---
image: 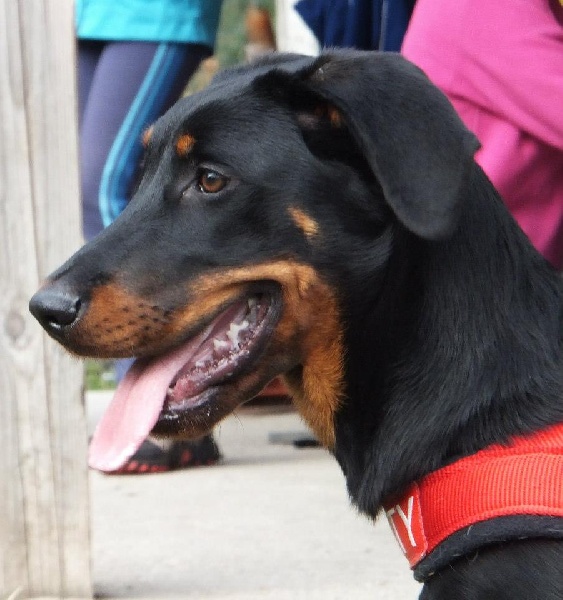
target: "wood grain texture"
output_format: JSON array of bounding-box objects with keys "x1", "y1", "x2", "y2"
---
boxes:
[{"x1": 0, "y1": 1, "x2": 91, "y2": 597}]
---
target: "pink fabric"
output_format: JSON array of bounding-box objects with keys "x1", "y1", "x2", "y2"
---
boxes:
[{"x1": 402, "y1": 0, "x2": 563, "y2": 269}]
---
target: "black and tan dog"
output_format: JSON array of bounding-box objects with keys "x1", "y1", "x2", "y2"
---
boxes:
[{"x1": 30, "y1": 51, "x2": 563, "y2": 599}]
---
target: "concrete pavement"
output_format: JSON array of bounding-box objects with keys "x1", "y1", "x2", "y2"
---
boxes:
[{"x1": 87, "y1": 391, "x2": 422, "y2": 599}]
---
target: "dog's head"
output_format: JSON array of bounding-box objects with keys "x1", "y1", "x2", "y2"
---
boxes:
[{"x1": 30, "y1": 51, "x2": 479, "y2": 471}]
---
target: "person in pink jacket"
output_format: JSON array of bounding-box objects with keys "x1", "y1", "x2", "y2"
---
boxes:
[{"x1": 402, "y1": 0, "x2": 563, "y2": 270}]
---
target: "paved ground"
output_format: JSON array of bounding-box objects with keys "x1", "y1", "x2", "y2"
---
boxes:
[{"x1": 87, "y1": 392, "x2": 422, "y2": 599}]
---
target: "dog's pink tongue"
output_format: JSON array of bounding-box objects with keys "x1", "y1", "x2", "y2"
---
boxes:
[{"x1": 88, "y1": 340, "x2": 201, "y2": 473}]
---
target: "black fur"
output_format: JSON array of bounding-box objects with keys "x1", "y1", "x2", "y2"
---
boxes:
[{"x1": 30, "y1": 51, "x2": 563, "y2": 599}]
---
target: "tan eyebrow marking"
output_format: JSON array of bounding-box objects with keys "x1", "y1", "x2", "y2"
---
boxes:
[
  {"x1": 142, "y1": 125, "x2": 154, "y2": 148},
  {"x1": 176, "y1": 133, "x2": 196, "y2": 157},
  {"x1": 327, "y1": 106, "x2": 343, "y2": 127},
  {"x1": 314, "y1": 104, "x2": 343, "y2": 128},
  {"x1": 288, "y1": 206, "x2": 320, "y2": 240}
]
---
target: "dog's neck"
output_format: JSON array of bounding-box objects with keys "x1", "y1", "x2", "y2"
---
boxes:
[{"x1": 333, "y1": 165, "x2": 563, "y2": 516}]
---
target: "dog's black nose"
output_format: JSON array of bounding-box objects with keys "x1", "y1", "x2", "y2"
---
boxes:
[{"x1": 29, "y1": 286, "x2": 82, "y2": 332}]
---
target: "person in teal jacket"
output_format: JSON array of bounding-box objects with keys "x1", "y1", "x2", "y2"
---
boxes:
[{"x1": 77, "y1": 0, "x2": 224, "y2": 473}]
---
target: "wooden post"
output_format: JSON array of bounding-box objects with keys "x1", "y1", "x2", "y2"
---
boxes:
[{"x1": 0, "y1": 1, "x2": 92, "y2": 597}]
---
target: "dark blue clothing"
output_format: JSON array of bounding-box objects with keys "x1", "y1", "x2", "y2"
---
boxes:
[
  {"x1": 78, "y1": 40, "x2": 210, "y2": 239},
  {"x1": 295, "y1": 0, "x2": 415, "y2": 51}
]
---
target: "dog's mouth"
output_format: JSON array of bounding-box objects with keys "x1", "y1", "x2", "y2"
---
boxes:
[
  {"x1": 89, "y1": 290, "x2": 281, "y2": 472},
  {"x1": 165, "y1": 294, "x2": 273, "y2": 408}
]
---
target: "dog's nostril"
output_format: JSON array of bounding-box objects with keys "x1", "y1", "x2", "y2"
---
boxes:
[{"x1": 29, "y1": 288, "x2": 82, "y2": 331}]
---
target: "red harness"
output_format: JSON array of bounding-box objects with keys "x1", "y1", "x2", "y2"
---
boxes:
[{"x1": 383, "y1": 423, "x2": 563, "y2": 575}]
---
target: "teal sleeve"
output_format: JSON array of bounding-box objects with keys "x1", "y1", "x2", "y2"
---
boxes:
[{"x1": 76, "y1": 0, "x2": 224, "y2": 47}]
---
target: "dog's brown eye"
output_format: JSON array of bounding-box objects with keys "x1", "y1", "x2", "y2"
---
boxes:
[{"x1": 197, "y1": 169, "x2": 227, "y2": 194}]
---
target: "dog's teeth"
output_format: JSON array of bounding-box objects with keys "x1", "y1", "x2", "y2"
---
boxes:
[
  {"x1": 226, "y1": 328, "x2": 238, "y2": 346},
  {"x1": 247, "y1": 298, "x2": 258, "y2": 322},
  {"x1": 227, "y1": 320, "x2": 249, "y2": 346},
  {"x1": 195, "y1": 360, "x2": 206, "y2": 368},
  {"x1": 213, "y1": 338, "x2": 230, "y2": 352}
]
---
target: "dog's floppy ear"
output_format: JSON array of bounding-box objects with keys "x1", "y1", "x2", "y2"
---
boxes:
[{"x1": 289, "y1": 51, "x2": 480, "y2": 240}]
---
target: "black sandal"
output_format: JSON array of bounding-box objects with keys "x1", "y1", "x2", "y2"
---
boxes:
[{"x1": 111, "y1": 434, "x2": 221, "y2": 474}]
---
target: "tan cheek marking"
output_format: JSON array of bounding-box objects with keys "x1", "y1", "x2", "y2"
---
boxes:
[
  {"x1": 188, "y1": 262, "x2": 344, "y2": 448},
  {"x1": 74, "y1": 280, "x2": 237, "y2": 358},
  {"x1": 142, "y1": 125, "x2": 154, "y2": 148},
  {"x1": 166, "y1": 286, "x2": 245, "y2": 338},
  {"x1": 277, "y1": 275, "x2": 343, "y2": 450},
  {"x1": 77, "y1": 283, "x2": 175, "y2": 356},
  {"x1": 176, "y1": 133, "x2": 196, "y2": 157},
  {"x1": 288, "y1": 206, "x2": 320, "y2": 240}
]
